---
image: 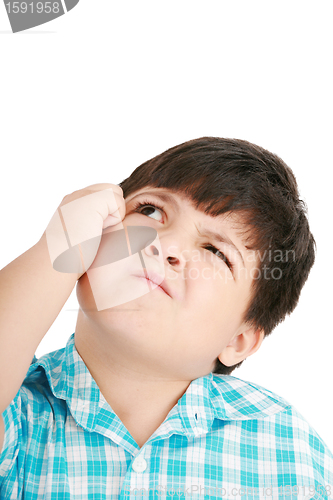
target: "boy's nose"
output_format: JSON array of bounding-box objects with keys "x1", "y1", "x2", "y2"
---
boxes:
[{"x1": 144, "y1": 239, "x2": 187, "y2": 272}]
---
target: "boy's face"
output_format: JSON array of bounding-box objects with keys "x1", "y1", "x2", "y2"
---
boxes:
[{"x1": 76, "y1": 187, "x2": 262, "y2": 380}]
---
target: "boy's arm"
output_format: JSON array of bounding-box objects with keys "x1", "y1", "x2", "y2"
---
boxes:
[
  {"x1": 0, "y1": 233, "x2": 78, "y2": 417},
  {"x1": 0, "y1": 183, "x2": 125, "y2": 452}
]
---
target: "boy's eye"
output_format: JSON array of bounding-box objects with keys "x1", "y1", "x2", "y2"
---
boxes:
[
  {"x1": 133, "y1": 201, "x2": 233, "y2": 273},
  {"x1": 134, "y1": 202, "x2": 164, "y2": 222},
  {"x1": 204, "y1": 244, "x2": 233, "y2": 272}
]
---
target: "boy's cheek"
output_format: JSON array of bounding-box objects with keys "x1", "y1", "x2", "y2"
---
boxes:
[{"x1": 85, "y1": 254, "x2": 151, "y2": 311}]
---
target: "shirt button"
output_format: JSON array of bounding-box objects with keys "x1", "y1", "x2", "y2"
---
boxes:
[{"x1": 132, "y1": 456, "x2": 147, "y2": 473}]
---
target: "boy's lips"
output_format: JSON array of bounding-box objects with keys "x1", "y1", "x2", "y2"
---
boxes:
[{"x1": 132, "y1": 271, "x2": 173, "y2": 298}]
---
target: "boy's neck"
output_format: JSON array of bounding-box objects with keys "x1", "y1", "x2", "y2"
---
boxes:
[{"x1": 74, "y1": 312, "x2": 191, "y2": 448}]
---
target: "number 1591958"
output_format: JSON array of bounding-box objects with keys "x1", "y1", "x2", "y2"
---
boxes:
[{"x1": 5, "y1": 2, "x2": 60, "y2": 14}]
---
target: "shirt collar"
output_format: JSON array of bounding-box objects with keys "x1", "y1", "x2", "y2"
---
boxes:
[
  {"x1": 27, "y1": 334, "x2": 290, "y2": 442},
  {"x1": 27, "y1": 333, "x2": 105, "y2": 433},
  {"x1": 177, "y1": 371, "x2": 290, "y2": 438}
]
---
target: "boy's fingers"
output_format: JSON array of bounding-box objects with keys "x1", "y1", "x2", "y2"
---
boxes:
[{"x1": 45, "y1": 185, "x2": 125, "y2": 279}]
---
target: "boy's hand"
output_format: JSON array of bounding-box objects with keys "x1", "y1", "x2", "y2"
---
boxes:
[{"x1": 42, "y1": 184, "x2": 126, "y2": 281}]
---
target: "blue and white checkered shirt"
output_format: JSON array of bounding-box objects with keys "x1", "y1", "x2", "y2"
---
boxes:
[{"x1": 1, "y1": 333, "x2": 332, "y2": 499}]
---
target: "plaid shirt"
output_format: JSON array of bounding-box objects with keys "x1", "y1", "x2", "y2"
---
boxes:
[{"x1": 1, "y1": 333, "x2": 332, "y2": 500}]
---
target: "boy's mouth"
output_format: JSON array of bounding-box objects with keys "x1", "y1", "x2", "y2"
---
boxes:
[{"x1": 131, "y1": 271, "x2": 172, "y2": 298}]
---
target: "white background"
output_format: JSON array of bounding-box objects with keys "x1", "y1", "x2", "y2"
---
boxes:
[{"x1": 0, "y1": 1, "x2": 332, "y2": 451}]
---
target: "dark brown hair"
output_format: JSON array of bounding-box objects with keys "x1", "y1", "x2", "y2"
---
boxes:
[{"x1": 119, "y1": 137, "x2": 316, "y2": 374}]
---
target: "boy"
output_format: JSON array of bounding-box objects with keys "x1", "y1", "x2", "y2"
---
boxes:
[{"x1": 0, "y1": 137, "x2": 332, "y2": 499}]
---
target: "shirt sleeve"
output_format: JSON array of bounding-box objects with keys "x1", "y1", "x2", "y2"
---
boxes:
[
  {"x1": 0, "y1": 357, "x2": 38, "y2": 487},
  {"x1": 0, "y1": 390, "x2": 24, "y2": 480}
]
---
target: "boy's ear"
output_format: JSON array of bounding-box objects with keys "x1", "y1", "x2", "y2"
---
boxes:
[{"x1": 218, "y1": 327, "x2": 265, "y2": 367}]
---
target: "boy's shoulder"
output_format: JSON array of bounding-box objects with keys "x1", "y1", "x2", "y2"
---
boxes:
[
  {"x1": 23, "y1": 342, "x2": 68, "y2": 399},
  {"x1": 210, "y1": 373, "x2": 333, "y2": 460},
  {"x1": 20, "y1": 334, "x2": 104, "y2": 426},
  {"x1": 208, "y1": 372, "x2": 292, "y2": 421},
  {"x1": 24, "y1": 333, "x2": 96, "y2": 404}
]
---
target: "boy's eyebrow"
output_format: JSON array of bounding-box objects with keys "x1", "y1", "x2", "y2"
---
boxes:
[{"x1": 130, "y1": 190, "x2": 245, "y2": 266}]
